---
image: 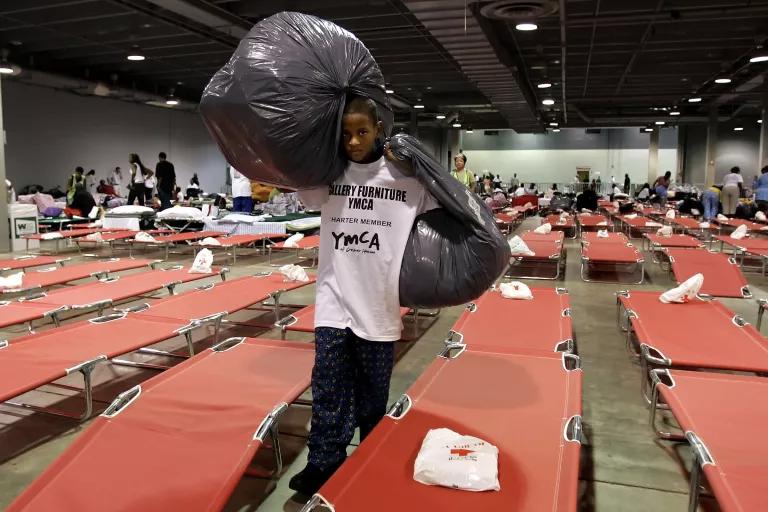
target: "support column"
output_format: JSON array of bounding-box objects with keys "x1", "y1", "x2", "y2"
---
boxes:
[
  {"x1": 447, "y1": 128, "x2": 460, "y2": 169},
  {"x1": 647, "y1": 128, "x2": 659, "y2": 184},
  {"x1": 0, "y1": 78, "x2": 9, "y2": 252},
  {"x1": 758, "y1": 93, "x2": 768, "y2": 168},
  {"x1": 409, "y1": 110, "x2": 418, "y2": 138},
  {"x1": 704, "y1": 106, "x2": 718, "y2": 186},
  {"x1": 676, "y1": 126, "x2": 686, "y2": 184}
]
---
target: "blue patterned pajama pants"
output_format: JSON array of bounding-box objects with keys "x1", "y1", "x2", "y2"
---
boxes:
[{"x1": 307, "y1": 327, "x2": 394, "y2": 471}]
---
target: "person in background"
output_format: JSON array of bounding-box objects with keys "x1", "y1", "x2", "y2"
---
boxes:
[
  {"x1": 175, "y1": 186, "x2": 184, "y2": 203},
  {"x1": 721, "y1": 166, "x2": 743, "y2": 216},
  {"x1": 652, "y1": 171, "x2": 672, "y2": 206},
  {"x1": 526, "y1": 183, "x2": 538, "y2": 195},
  {"x1": 612, "y1": 183, "x2": 622, "y2": 196},
  {"x1": 510, "y1": 173, "x2": 519, "y2": 189},
  {"x1": 143, "y1": 167, "x2": 156, "y2": 205},
  {"x1": 66, "y1": 166, "x2": 85, "y2": 206},
  {"x1": 481, "y1": 176, "x2": 493, "y2": 196},
  {"x1": 230, "y1": 165, "x2": 254, "y2": 213},
  {"x1": 85, "y1": 170, "x2": 97, "y2": 195},
  {"x1": 492, "y1": 174, "x2": 502, "y2": 189},
  {"x1": 576, "y1": 183, "x2": 599, "y2": 211},
  {"x1": 514, "y1": 183, "x2": 526, "y2": 197},
  {"x1": 155, "y1": 152, "x2": 176, "y2": 211},
  {"x1": 97, "y1": 179, "x2": 116, "y2": 196},
  {"x1": 752, "y1": 174, "x2": 759, "y2": 194},
  {"x1": 637, "y1": 183, "x2": 651, "y2": 201},
  {"x1": 623, "y1": 173, "x2": 631, "y2": 194},
  {"x1": 290, "y1": 96, "x2": 438, "y2": 495},
  {"x1": 701, "y1": 185, "x2": 721, "y2": 220},
  {"x1": 109, "y1": 167, "x2": 124, "y2": 197},
  {"x1": 6, "y1": 179, "x2": 15, "y2": 204},
  {"x1": 127, "y1": 154, "x2": 147, "y2": 206},
  {"x1": 69, "y1": 183, "x2": 96, "y2": 217},
  {"x1": 450, "y1": 154, "x2": 475, "y2": 189},
  {"x1": 754, "y1": 166, "x2": 768, "y2": 213}
]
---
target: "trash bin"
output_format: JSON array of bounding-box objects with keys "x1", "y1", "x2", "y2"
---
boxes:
[{"x1": 9, "y1": 204, "x2": 38, "y2": 252}]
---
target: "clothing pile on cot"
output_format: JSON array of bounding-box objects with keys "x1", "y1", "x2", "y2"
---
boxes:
[{"x1": 10, "y1": 8, "x2": 768, "y2": 512}]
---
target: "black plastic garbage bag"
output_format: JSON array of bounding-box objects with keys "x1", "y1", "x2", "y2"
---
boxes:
[
  {"x1": 200, "y1": 11, "x2": 393, "y2": 189},
  {"x1": 389, "y1": 134, "x2": 511, "y2": 309}
]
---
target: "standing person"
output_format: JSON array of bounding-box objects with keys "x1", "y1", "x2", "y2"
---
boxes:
[
  {"x1": 230, "y1": 165, "x2": 253, "y2": 213},
  {"x1": 721, "y1": 166, "x2": 743, "y2": 216},
  {"x1": 652, "y1": 171, "x2": 672, "y2": 206},
  {"x1": 85, "y1": 170, "x2": 97, "y2": 195},
  {"x1": 155, "y1": 152, "x2": 176, "y2": 210},
  {"x1": 66, "y1": 167, "x2": 85, "y2": 206},
  {"x1": 492, "y1": 174, "x2": 502, "y2": 189},
  {"x1": 109, "y1": 167, "x2": 124, "y2": 197},
  {"x1": 701, "y1": 185, "x2": 721, "y2": 220},
  {"x1": 290, "y1": 96, "x2": 437, "y2": 495},
  {"x1": 143, "y1": 168, "x2": 156, "y2": 205},
  {"x1": 450, "y1": 154, "x2": 475, "y2": 189},
  {"x1": 755, "y1": 166, "x2": 768, "y2": 212},
  {"x1": 623, "y1": 173, "x2": 631, "y2": 194},
  {"x1": 127, "y1": 154, "x2": 147, "y2": 206},
  {"x1": 510, "y1": 173, "x2": 519, "y2": 189}
]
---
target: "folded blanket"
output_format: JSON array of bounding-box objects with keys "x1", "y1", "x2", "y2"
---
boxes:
[
  {"x1": 508, "y1": 235, "x2": 534, "y2": 256},
  {"x1": 597, "y1": 220, "x2": 608, "y2": 226},
  {"x1": 646, "y1": 221, "x2": 663, "y2": 227},
  {"x1": 717, "y1": 213, "x2": 728, "y2": 221},
  {"x1": 41, "y1": 232, "x2": 63, "y2": 240},
  {"x1": 88, "y1": 206, "x2": 100, "y2": 219},
  {"x1": 581, "y1": 208, "x2": 593, "y2": 214},
  {"x1": 665, "y1": 209, "x2": 675, "y2": 219},
  {"x1": 624, "y1": 213, "x2": 638, "y2": 219},
  {"x1": 199, "y1": 237, "x2": 221, "y2": 246},
  {"x1": 657, "y1": 225, "x2": 673, "y2": 237},
  {"x1": 283, "y1": 232, "x2": 305, "y2": 248},
  {"x1": 499, "y1": 281, "x2": 533, "y2": 300},
  {"x1": 533, "y1": 223, "x2": 552, "y2": 234},
  {"x1": 189, "y1": 248, "x2": 213, "y2": 274},
  {"x1": 659, "y1": 273, "x2": 704, "y2": 304},
  {"x1": 0, "y1": 272, "x2": 24, "y2": 290},
  {"x1": 597, "y1": 229, "x2": 609, "y2": 238},
  {"x1": 757, "y1": 211, "x2": 767, "y2": 222},
  {"x1": 730, "y1": 224, "x2": 748, "y2": 239},
  {"x1": 699, "y1": 221, "x2": 710, "y2": 228},
  {"x1": 691, "y1": 208, "x2": 700, "y2": 216},
  {"x1": 279, "y1": 264, "x2": 310, "y2": 282},
  {"x1": 135, "y1": 232, "x2": 156, "y2": 242},
  {"x1": 85, "y1": 232, "x2": 104, "y2": 242}
]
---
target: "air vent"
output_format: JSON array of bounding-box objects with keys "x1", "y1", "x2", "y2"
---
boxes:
[{"x1": 479, "y1": 0, "x2": 558, "y2": 20}]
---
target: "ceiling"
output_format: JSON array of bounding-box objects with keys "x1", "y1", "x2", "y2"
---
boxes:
[{"x1": 0, "y1": 0, "x2": 767, "y2": 131}]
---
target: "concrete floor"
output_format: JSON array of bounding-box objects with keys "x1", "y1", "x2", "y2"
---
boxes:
[{"x1": 1, "y1": 218, "x2": 760, "y2": 511}]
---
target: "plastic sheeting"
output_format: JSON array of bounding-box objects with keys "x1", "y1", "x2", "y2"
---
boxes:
[
  {"x1": 200, "y1": 12, "x2": 393, "y2": 189},
  {"x1": 388, "y1": 134, "x2": 510, "y2": 309}
]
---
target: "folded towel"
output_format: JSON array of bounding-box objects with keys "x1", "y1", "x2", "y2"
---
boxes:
[
  {"x1": 199, "y1": 237, "x2": 221, "y2": 246},
  {"x1": 657, "y1": 225, "x2": 673, "y2": 237},
  {"x1": 665, "y1": 210, "x2": 675, "y2": 219},
  {"x1": 283, "y1": 233, "x2": 304, "y2": 248},
  {"x1": 508, "y1": 236, "x2": 534, "y2": 256},
  {"x1": 699, "y1": 221, "x2": 710, "y2": 228},
  {"x1": 88, "y1": 206, "x2": 100, "y2": 219},
  {"x1": 499, "y1": 281, "x2": 533, "y2": 300},
  {"x1": 557, "y1": 216, "x2": 568, "y2": 225},
  {"x1": 41, "y1": 232, "x2": 63, "y2": 240},
  {"x1": 135, "y1": 232, "x2": 156, "y2": 242},
  {"x1": 533, "y1": 223, "x2": 552, "y2": 234},
  {"x1": 659, "y1": 273, "x2": 704, "y2": 304},
  {"x1": 279, "y1": 264, "x2": 310, "y2": 282},
  {"x1": 85, "y1": 232, "x2": 104, "y2": 242},
  {"x1": 717, "y1": 213, "x2": 728, "y2": 221},
  {"x1": 597, "y1": 229, "x2": 609, "y2": 238},
  {"x1": 581, "y1": 208, "x2": 593, "y2": 214},
  {"x1": 189, "y1": 248, "x2": 213, "y2": 274},
  {"x1": 756, "y1": 211, "x2": 767, "y2": 222},
  {"x1": 691, "y1": 209, "x2": 700, "y2": 216},
  {"x1": 0, "y1": 272, "x2": 24, "y2": 290},
  {"x1": 624, "y1": 213, "x2": 638, "y2": 219},
  {"x1": 730, "y1": 224, "x2": 748, "y2": 239},
  {"x1": 646, "y1": 221, "x2": 663, "y2": 227},
  {"x1": 597, "y1": 220, "x2": 608, "y2": 226}
]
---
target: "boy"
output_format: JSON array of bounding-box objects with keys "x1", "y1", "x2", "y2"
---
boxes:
[{"x1": 290, "y1": 97, "x2": 437, "y2": 495}]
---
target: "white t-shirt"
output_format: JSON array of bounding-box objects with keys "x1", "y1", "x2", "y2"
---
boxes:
[
  {"x1": 230, "y1": 167, "x2": 252, "y2": 198},
  {"x1": 514, "y1": 186, "x2": 526, "y2": 197},
  {"x1": 299, "y1": 156, "x2": 438, "y2": 341},
  {"x1": 723, "y1": 173, "x2": 743, "y2": 187}
]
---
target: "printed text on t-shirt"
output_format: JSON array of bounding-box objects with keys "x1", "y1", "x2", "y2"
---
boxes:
[{"x1": 329, "y1": 184, "x2": 407, "y2": 211}]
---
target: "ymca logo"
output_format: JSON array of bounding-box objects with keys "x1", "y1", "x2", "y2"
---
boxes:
[{"x1": 331, "y1": 230, "x2": 380, "y2": 252}]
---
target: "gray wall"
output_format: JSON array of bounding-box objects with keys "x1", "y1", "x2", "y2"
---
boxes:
[
  {"x1": 461, "y1": 127, "x2": 677, "y2": 151},
  {"x1": 2, "y1": 80, "x2": 227, "y2": 193},
  {"x1": 682, "y1": 123, "x2": 761, "y2": 185}
]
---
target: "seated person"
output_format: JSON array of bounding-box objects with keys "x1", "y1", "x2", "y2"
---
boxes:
[
  {"x1": 525, "y1": 183, "x2": 538, "y2": 195},
  {"x1": 69, "y1": 183, "x2": 96, "y2": 217},
  {"x1": 96, "y1": 179, "x2": 117, "y2": 196},
  {"x1": 513, "y1": 185, "x2": 526, "y2": 197},
  {"x1": 575, "y1": 185, "x2": 599, "y2": 211},
  {"x1": 636, "y1": 183, "x2": 651, "y2": 201}
]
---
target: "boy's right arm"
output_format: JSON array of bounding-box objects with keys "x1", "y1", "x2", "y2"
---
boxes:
[{"x1": 297, "y1": 187, "x2": 329, "y2": 210}]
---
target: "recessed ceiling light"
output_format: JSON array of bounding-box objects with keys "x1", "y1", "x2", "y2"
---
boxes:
[
  {"x1": 688, "y1": 97, "x2": 702, "y2": 103},
  {"x1": 452, "y1": 122, "x2": 462, "y2": 128},
  {"x1": 643, "y1": 127, "x2": 654, "y2": 132},
  {"x1": 127, "y1": 45, "x2": 146, "y2": 61},
  {"x1": 436, "y1": 114, "x2": 446, "y2": 120},
  {"x1": 715, "y1": 77, "x2": 732, "y2": 84},
  {"x1": 669, "y1": 110, "x2": 681, "y2": 116},
  {"x1": 165, "y1": 97, "x2": 179, "y2": 106},
  {"x1": 734, "y1": 127, "x2": 744, "y2": 131},
  {"x1": 466, "y1": 128, "x2": 473, "y2": 133},
  {"x1": 750, "y1": 54, "x2": 768, "y2": 63},
  {"x1": 515, "y1": 22, "x2": 538, "y2": 31},
  {"x1": 549, "y1": 122, "x2": 558, "y2": 127},
  {"x1": 414, "y1": 103, "x2": 425, "y2": 109},
  {"x1": 537, "y1": 82, "x2": 552, "y2": 89},
  {"x1": 655, "y1": 121, "x2": 665, "y2": 125},
  {"x1": 759, "y1": 120, "x2": 763, "y2": 124},
  {"x1": 542, "y1": 98, "x2": 555, "y2": 106},
  {"x1": 385, "y1": 88, "x2": 394, "y2": 94},
  {"x1": 552, "y1": 128, "x2": 561, "y2": 133}
]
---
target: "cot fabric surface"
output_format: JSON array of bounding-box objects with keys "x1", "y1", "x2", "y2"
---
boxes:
[
  {"x1": 270, "y1": 235, "x2": 321, "y2": 250},
  {"x1": 305, "y1": 347, "x2": 582, "y2": 512},
  {"x1": 643, "y1": 234, "x2": 703, "y2": 249},
  {"x1": 581, "y1": 232, "x2": 628, "y2": 244},
  {"x1": 2, "y1": 258, "x2": 155, "y2": 293},
  {"x1": 450, "y1": 288, "x2": 573, "y2": 353},
  {"x1": 656, "y1": 371, "x2": 768, "y2": 512},
  {"x1": 197, "y1": 233, "x2": 288, "y2": 248},
  {"x1": 0, "y1": 256, "x2": 65, "y2": 272},
  {"x1": 6, "y1": 338, "x2": 315, "y2": 512},
  {"x1": 666, "y1": 249, "x2": 750, "y2": 298}
]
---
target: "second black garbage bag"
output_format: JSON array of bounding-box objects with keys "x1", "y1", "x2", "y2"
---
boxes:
[
  {"x1": 389, "y1": 134, "x2": 511, "y2": 309},
  {"x1": 199, "y1": 11, "x2": 393, "y2": 189}
]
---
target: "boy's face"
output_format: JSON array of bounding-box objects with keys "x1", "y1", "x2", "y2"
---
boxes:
[{"x1": 342, "y1": 113, "x2": 381, "y2": 163}]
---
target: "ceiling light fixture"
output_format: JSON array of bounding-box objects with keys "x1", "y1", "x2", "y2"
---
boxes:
[
  {"x1": 165, "y1": 96, "x2": 179, "y2": 106},
  {"x1": 759, "y1": 120, "x2": 763, "y2": 124},
  {"x1": 537, "y1": 82, "x2": 552, "y2": 89},
  {"x1": 734, "y1": 127, "x2": 744, "y2": 131},
  {"x1": 515, "y1": 22, "x2": 538, "y2": 31},
  {"x1": 669, "y1": 110, "x2": 681, "y2": 116},
  {"x1": 435, "y1": 114, "x2": 446, "y2": 120},
  {"x1": 126, "y1": 45, "x2": 146, "y2": 61},
  {"x1": 750, "y1": 54, "x2": 768, "y2": 63},
  {"x1": 466, "y1": 127, "x2": 473, "y2": 133},
  {"x1": 655, "y1": 121, "x2": 666, "y2": 125},
  {"x1": 549, "y1": 122, "x2": 559, "y2": 127},
  {"x1": 688, "y1": 97, "x2": 702, "y2": 103},
  {"x1": 413, "y1": 103, "x2": 425, "y2": 109},
  {"x1": 714, "y1": 77, "x2": 732, "y2": 84},
  {"x1": 385, "y1": 87, "x2": 394, "y2": 94},
  {"x1": 542, "y1": 98, "x2": 555, "y2": 106},
  {"x1": 552, "y1": 128, "x2": 561, "y2": 133},
  {"x1": 452, "y1": 122, "x2": 462, "y2": 128},
  {"x1": 643, "y1": 127, "x2": 654, "y2": 132}
]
